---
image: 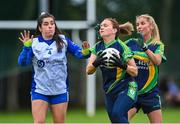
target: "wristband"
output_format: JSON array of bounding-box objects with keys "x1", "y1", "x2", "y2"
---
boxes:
[
  {"x1": 24, "y1": 39, "x2": 32, "y2": 47},
  {"x1": 142, "y1": 44, "x2": 148, "y2": 51},
  {"x1": 82, "y1": 48, "x2": 91, "y2": 55}
]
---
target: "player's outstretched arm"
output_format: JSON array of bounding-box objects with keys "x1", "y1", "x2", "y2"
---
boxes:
[
  {"x1": 18, "y1": 30, "x2": 33, "y2": 66},
  {"x1": 66, "y1": 37, "x2": 90, "y2": 59}
]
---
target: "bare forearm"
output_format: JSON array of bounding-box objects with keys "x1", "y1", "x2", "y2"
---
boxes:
[
  {"x1": 125, "y1": 59, "x2": 138, "y2": 77},
  {"x1": 145, "y1": 49, "x2": 162, "y2": 65},
  {"x1": 126, "y1": 65, "x2": 138, "y2": 77}
]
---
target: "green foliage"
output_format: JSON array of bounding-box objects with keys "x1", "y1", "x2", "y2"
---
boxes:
[{"x1": 0, "y1": 0, "x2": 38, "y2": 20}]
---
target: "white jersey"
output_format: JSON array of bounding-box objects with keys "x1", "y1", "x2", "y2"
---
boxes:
[{"x1": 32, "y1": 35, "x2": 68, "y2": 95}]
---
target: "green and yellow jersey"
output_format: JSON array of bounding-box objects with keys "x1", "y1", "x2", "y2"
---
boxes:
[
  {"x1": 125, "y1": 38, "x2": 167, "y2": 95},
  {"x1": 91, "y1": 38, "x2": 135, "y2": 94}
]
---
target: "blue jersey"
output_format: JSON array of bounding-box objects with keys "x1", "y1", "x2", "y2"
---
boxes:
[
  {"x1": 18, "y1": 35, "x2": 89, "y2": 95},
  {"x1": 125, "y1": 38, "x2": 167, "y2": 94},
  {"x1": 91, "y1": 38, "x2": 135, "y2": 94}
]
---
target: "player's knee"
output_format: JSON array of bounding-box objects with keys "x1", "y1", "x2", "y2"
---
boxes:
[
  {"x1": 111, "y1": 109, "x2": 127, "y2": 123},
  {"x1": 33, "y1": 113, "x2": 46, "y2": 123},
  {"x1": 34, "y1": 119, "x2": 46, "y2": 123}
]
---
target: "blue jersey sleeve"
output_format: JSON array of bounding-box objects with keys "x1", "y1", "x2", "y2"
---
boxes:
[
  {"x1": 18, "y1": 46, "x2": 34, "y2": 66},
  {"x1": 66, "y1": 37, "x2": 90, "y2": 59}
]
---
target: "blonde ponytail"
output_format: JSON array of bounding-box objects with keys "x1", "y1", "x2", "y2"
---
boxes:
[{"x1": 119, "y1": 22, "x2": 134, "y2": 37}]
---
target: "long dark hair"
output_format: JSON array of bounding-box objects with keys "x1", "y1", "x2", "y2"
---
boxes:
[{"x1": 35, "y1": 12, "x2": 64, "y2": 52}]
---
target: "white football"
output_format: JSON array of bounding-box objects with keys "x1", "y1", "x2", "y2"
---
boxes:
[{"x1": 102, "y1": 48, "x2": 120, "y2": 68}]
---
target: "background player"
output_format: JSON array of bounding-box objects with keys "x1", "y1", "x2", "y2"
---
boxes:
[{"x1": 123, "y1": 14, "x2": 167, "y2": 123}]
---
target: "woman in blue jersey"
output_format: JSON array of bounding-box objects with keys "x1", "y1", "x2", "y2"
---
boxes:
[
  {"x1": 86, "y1": 18, "x2": 138, "y2": 123},
  {"x1": 18, "y1": 12, "x2": 90, "y2": 123},
  {"x1": 122, "y1": 14, "x2": 167, "y2": 123}
]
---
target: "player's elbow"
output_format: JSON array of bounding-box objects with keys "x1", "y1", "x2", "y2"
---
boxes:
[
  {"x1": 153, "y1": 60, "x2": 161, "y2": 66},
  {"x1": 86, "y1": 68, "x2": 93, "y2": 75},
  {"x1": 86, "y1": 70, "x2": 93, "y2": 75},
  {"x1": 152, "y1": 55, "x2": 162, "y2": 65},
  {"x1": 86, "y1": 65, "x2": 96, "y2": 75}
]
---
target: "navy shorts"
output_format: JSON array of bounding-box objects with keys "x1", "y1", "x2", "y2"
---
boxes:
[
  {"x1": 105, "y1": 81, "x2": 138, "y2": 123},
  {"x1": 133, "y1": 89, "x2": 161, "y2": 114},
  {"x1": 31, "y1": 91, "x2": 69, "y2": 105}
]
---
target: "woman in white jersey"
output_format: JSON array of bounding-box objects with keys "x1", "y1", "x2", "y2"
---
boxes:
[{"x1": 18, "y1": 12, "x2": 90, "y2": 123}]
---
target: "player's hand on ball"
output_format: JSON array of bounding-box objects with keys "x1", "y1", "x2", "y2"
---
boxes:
[
  {"x1": 109, "y1": 54, "x2": 127, "y2": 70},
  {"x1": 19, "y1": 30, "x2": 33, "y2": 47},
  {"x1": 92, "y1": 51, "x2": 107, "y2": 68}
]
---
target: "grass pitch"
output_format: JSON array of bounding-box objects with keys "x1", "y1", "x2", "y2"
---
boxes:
[{"x1": 0, "y1": 107, "x2": 179, "y2": 123}]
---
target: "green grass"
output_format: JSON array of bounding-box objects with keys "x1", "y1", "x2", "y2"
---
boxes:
[
  {"x1": 0, "y1": 107, "x2": 180, "y2": 123},
  {"x1": 130, "y1": 107, "x2": 180, "y2": 123}
]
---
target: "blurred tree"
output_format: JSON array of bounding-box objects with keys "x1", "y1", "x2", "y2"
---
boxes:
[
  {"x1": 160, "y1": 0, "x2": 174, "y2": 46},
  {"x1": 50, "y1": 0, "x2": 86, "y2": 20},
  {"x1": 0, "y1": 0, "x2": 38, "y2": 111}
]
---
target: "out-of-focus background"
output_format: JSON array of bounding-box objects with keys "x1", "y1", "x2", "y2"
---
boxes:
[{"x1": 0, "y1": 0, "x2": 180, "y2": 123}]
